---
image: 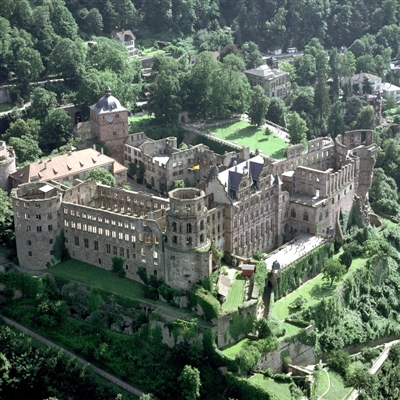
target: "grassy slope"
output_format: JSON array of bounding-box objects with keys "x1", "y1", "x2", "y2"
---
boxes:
[
  {"x1": 316, "y1": 368, "x2": 330, "y2": 397},
  {"x1": 222, "y1": 274, "x2": 245, "y2": 311},
  {"x1": 322, "y1": 368, "x2": 349, "y2": 400},
  {"x1": 205, "y1": 120, "x2": 288, "y2": 159},
  {"x1": 273, "y1": 255, "x2": 367, "y2": 321},
  {"x1": 47, "y1": 259, "x2": 145, "y2": 298},
  {"x1": 249, "y1": 374, "x2": 291, "y2": 399}
]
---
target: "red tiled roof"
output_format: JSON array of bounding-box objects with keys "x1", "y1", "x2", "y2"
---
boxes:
[{"x1": 10, "y1": 148, "x2": 127, "y2": 184}]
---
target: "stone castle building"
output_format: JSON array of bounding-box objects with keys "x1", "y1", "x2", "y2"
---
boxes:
[
  {"x1": 0, "y1": 140, "x2": 16, "y2": 191},
  {"x1": 124, "y1": 132, "x2": 216, "y2": 193},
  {"x1": 12, "y1": 127, "x2": 377, "y2": 291}
]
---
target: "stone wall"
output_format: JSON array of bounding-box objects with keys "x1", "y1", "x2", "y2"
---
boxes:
[{"x1": 257, "y1": 340, "x2": 318, "y2": 372}]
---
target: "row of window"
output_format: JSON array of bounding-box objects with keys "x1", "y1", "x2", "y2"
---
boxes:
[
  {"x1": 27, "y1": 238, "x2": 53, "y2": 245},
  {"x1": 65, "y1": 221, "x2": 159, "y2": 244},
  {"x1": 23, "y1": 213, "x2": 53, "y2": 220},
  {"x1": 73, "y1": 237, "x2": 159, "y2": 261},
  {"x1": 26, "y1": 225, "x2": 53, "y2": 232},
  {"x1": 171, "y1": 221, "x2": 205, "y2": 233},
  {"x1": 28, "y1": 250, "x2": 53, "y2": 257}
]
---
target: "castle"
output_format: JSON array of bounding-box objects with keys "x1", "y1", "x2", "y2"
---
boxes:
[{"x1": 11, "y1": 91, "x2": 378, "y2": 291}]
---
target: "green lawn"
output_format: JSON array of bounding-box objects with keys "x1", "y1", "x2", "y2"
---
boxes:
[
  {"x1": 205, "y1": 120, "x2": 288, "y2": 159},
  {"x1": 316, "y1": 368, "x2": 330, "y2": 397},
  {"x1": 221, "y1": 338, "x2": 250, "y2": 359},
  {"x1": 128, "y1": 113, "x2": 153, "y2": 123},
  {"x1": 222, "y1": 274, "x2": 245, "y2": 310},
  {"x1": 273, "y1": 255, "x2": 367, "y2": 321},
  {"x1": 47, "y1": 259, "x2": 145, "y2": 299},
  {"x1": 321, "y1": 368, "x2": 349, "y2": 400},
  {"x1": 250, "y1": 374, "x2": 291, "y2": 399}
]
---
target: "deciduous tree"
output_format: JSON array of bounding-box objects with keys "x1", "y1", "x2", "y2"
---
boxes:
[
  {"x1": 322, "y1": 258, "x2": 346, "y2": 287},
  {"x1": 248, "y1": 86, "x2": 269, "y2": 127}
]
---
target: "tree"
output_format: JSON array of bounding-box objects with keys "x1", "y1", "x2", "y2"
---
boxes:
[
  {"x1": 287, "y1": 112, "x2": 308, "y2": 147},
  {"x1": 327, "y1": 349, "x2": 351, "y2": 376},
  {"x1": 84, "y1": 8, "x2": 103, "y2": 35},
  {"x1": 295, "y1": 54, "x2": 317, "y2": 86},
  {"x1": 148, "y1": 71, "x2": 182, "y2": 123},
  {"x1": 241, "y1": 41, "x2": 263, "y2": 69},
  {"x1": 50, "y1": 0, "x2": 78, "y2": 40},
  {"x1": 362, "y1": 77, "x2": 373, "y2": 94},
  {"x1": 39, "y1": 108, "x2": 72, "y2": 153},
  {"x1": 0, "y1": 188, "x2": 14, "y2": 247},
  {"x1": 339, "y1": 51, "x2": 356, "y2": 79},
  {"x1": 322, "y1": 258, "x2": 346, "y2": 287},
  {"x1": 248, "y1": 86, "x2": 269, "y2": 127},
  {"x1": 266, "y1": 97, "x2": 286, "y2": 126},
  {"x1": 289, "y1": 296, "x2": 308, "y2": 310},
  {"x1": 345, "y1": 96, "x2": 364, "y2": 126},
  {"x1": 352, "y1": 106, "x2": 375, "y2": 130},
  {"x1": 14, "y1": 47, "x2": 44, "y2": 94},
  {"x1": 48, "y1": 38, "x2": 85, "y2": 81},
  {"x1": 279, "y1": 61, "x2": 297, "y2": 81},
  {"x1": 327, "y1": 101, "x2": 346, "y2": 138},
  {"x1": 86, "y1": 168, "x2": 116, "y2": 186},
  {"x1": 178, "y1": 365, "x2": 201, "y2": 400},
  {"x1": 339, "y1": 251, "x2": 353, "y2": 269},
  {"x1": 0, "y1": 17, "x2": 13, "y2": 82},
  {"x1": 111, "y1": 256, "x2": 126, "y2": 278},
  {"x1": 345, "y1": 362, "x2": 376, "y2": 393},
  {"x1": 29, "y1": 88, "x2": 57, "y2": 122},
  {"x1": 171, "y1": 180, "x2": 186, "y2": 190},
  {"x1": 9, "y1": 135, "x2": 42, "y2": 165}
]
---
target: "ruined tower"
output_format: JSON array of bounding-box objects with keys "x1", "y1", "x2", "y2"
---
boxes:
[{"x1": 165, "y1": 188, "x2": 212, "y2": 291}]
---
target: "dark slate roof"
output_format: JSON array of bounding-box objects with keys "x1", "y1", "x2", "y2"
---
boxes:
[
  {"x1": 249, "y1": 160, "x2": 263, "y2": 181},
  {"x1": 144, "y1": 226, "x2": 152, "y2": 233},
  {"x1": 228, "y1": 157, "x2": 245, "y2": 168},
  {"x1": 90, "y1": 87, "x2": 127, "y2": 114},
  {"x1": 228, "y1": 171, "x2": 243, "y2": 191},
  {"x1": 206, "y1": 166, "x2": 219, "y2": 182},
  {"x1": 273, "y1": 174, "x2": 282, "y2": 186}
]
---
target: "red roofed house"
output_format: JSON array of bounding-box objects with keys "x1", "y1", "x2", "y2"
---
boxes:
[
  {"x1": 9, "y1": 147, "x2": 127, "y2": 188},
  {"x1": 241, "y1": 264, "x2": 255, "y2": 277}
]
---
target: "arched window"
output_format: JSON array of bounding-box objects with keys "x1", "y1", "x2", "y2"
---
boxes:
[
  {"x1": 186, "y1": 237, "x2": 192, "y2": 246},
  {"x1": 319, "y1": 213, "x2": 322, "y2": 221},
  {"x1": 200, "y1": 220, "x2": 204, "y2": 230},
  {"x1": 303, "y1": 213, "x2": 309, "y2": 222},
  {"x1": 172, "y1": 222, "x2": 177, "y2": 232},
  {"x1": 200, "y1": 234, "x2": 204, "y2": 243},
  {"x1": 187, "y1": 223, "x2": 192, "y2": 233}
]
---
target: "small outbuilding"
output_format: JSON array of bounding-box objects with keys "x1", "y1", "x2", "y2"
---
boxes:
[{"x1": 241, "y1": 264, "x2": 255, "y2": 277}]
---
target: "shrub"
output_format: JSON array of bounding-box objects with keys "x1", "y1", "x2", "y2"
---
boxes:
[
  {"x1": 327, "y1": 349, "x2": 351, "y2": 376},
  {"x1": 111, "y1": 257, "x2": 125, "y2": 275}
]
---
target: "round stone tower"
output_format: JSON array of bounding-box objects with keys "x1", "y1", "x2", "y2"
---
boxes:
[
  {"x1": 11, "y1": 182, "x2": 62, "y2": 270},
  {"x1": 0, "y1": 140, "x2": 16, "y2": 191},
  {"x1": 165, "y1": 188, "x2": 212, "y2": 291}
]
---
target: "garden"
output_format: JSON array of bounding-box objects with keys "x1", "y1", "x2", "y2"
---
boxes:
[{"x1": 204, "y1": 120, "x2": 288, "y2": 159}]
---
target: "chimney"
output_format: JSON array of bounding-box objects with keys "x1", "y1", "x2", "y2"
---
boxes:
[
  {"x1": 93, "y1": 144, "x2": 96, "y2": 150},
  {"x1": 101, "y1": 148, "x2": 104, "y2": 154},
  {"x1": 44, "y1": 162, "x2": 47, "y2": 169}
]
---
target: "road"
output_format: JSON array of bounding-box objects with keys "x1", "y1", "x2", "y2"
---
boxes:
[
  {"x1": 2, "y1": 316, "x2": 145, "y2": 398},
  {"x1": 344, "y1": 339, "x2": 399, "y2": 400}
]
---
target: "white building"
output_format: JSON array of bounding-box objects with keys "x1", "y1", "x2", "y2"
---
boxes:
[
  {"x1": 111, "y1": 29, "x2": 137, "y2": 57},
  {"x1": 381, "y1": 82, "x2": 400, "y2": 101}
]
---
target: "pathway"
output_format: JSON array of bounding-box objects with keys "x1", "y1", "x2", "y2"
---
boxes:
[
  {"x1": 2, "y1": 316, "x2": 145, "y2": 398},
  {"x1": 318, "y1": 368, "x2": 331, "y2": 400},
  {"x1": 344, "y1": 339, "x2": 399, "y2": 400}
]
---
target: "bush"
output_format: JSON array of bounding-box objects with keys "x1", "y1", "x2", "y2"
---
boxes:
[
  {"x1": 189, "y1": 285, "x2": 220, "y2": 320},
  {"x1": 339, "y1": 251, "x2": 353, "y2": 269},
  {"x1": 327, "y1": 349, "x2": 351, "y2": 376}
]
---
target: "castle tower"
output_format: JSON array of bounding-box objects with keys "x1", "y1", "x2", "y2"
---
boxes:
[
  {"x1": 0, "y1": 140, "x2": 16, "y2": 191},
  {"x1": 11, "y1": 183, "x2": 62, "y2": 270},
  {"x1": 165, "y1": 188, "x2": 212, "y2": 291},
  {"x1": 89, "y1": 87, "x2": 129, "y2": 164}
]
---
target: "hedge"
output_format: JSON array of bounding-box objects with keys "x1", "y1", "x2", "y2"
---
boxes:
[
  {"x1": 189, "y1": 285, "x2": 220, "y2": 320},
  {"x1": 226, "y1": 372, "x2": 278, "y2": 400},
  {"x1": 277, "y1": 244, "x2": 332, "y2": 299}
]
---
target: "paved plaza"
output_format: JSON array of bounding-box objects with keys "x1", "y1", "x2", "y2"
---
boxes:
[{"x1": 264, "y1": 233, "x2": 326, "y2": 271}]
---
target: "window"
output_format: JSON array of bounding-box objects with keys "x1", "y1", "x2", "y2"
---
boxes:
[
  {"x1": 36, "y1": 215, "x2": 41, "y2": 220},
  {"x1": 126, "y1": 249, "x2": 130, "y2": 259},
  {"x1": 172, "y1": 222, "x2": 177, "y2": 232},
  {"x1": 48, "y1": 213, "x2": 52, "y2": 219},
  {"x1": 120, "y1": 248, "x2": 125, "y2": 257},
  {"x1": 303, "y1": 213, "x2": 309, "y2": 222},
  {"x1": 37, "y1": 226, "x2": 42, "y2": 232},
  {"x1": 28, "y1": 251, "x2": 32, "y2": 256},
  {"x1": 291, "y1": 209, "x2": 296, "y2": 218},
  {"x1": 27, "y1": 226, "x2": 31, "y2": 232},
  {"x1": 172, "y1": 236, "x2": 177, "y2": 244},
  {"x1": 106, "y1": 244, "x2": 111, "y2": 254},
  {"x1": 25, "y1": 214, "x2": 30, "y2": 220},
  {"x1": 94, "y1": 241, "x2": 99, "y2": 250},
  {"x1": 84, "y1": 238, "x2": 89, "y2": 248},
  {"x1": 113, "y1": 246, "x2": 117, "y2": 255},
  {"x1": 74, "y1": 236, "x2": 79, "y2": 246},
  {"x1": 48, "y1": 225, "x2": 53, "y2": 231},
  {"x1": 141, "y1": 247, "x2": 146, "y2": 256},
  {"x1": 186, "y1": 223, "x2": 192, "y2": 233},
  {"x1": 155, "y1": 236, "x2": 159, "y2": 244},
  {"x1": 49, "y1": 239, "x2": 53, "y2": 245}
]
